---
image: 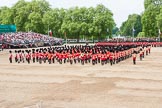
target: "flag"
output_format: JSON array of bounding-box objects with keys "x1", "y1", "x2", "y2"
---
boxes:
[{"x1": 49, "y1": 30, "x2": 52, "y2": 37}]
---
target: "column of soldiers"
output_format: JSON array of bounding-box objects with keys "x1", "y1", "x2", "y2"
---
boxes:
[
  {"x1": 8, "y1": 43, "x2": 151, "y2": 65},
  {"x1": 132, "y1": 44, "x2": 151, "y2": 65}
]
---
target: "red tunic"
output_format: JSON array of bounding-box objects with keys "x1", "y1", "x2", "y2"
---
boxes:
[
  {"x1": 26, "y1": 54, "x2": 30, "y2": 59},
  {"x1": 9, "y1": 54, "x2": 13, "y2": 59},
  {"x1": 32, "y1": 53, "x2": 35, "y2": 58},
  {"x1": 133, "y1": 54, "x2": 136, "y2": 60},
  {"x1": 109, "y1": 55, "x2": 113, "y2": 61},
  {"x1": 92, "y1": 55, "x2": 96, "y2": 60}
]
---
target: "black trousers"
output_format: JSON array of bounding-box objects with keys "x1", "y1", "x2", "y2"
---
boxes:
[
  {"x1": 133, "y1": 60, "x2": 136, "y2": 65},
  {"x1": 92, "y1": 60, "x2": 95, "y2": 65},
  {"x1": 9, "y1": 58, "x2": 12, "y2": 63},
  {"x1": 110, "y1": 60, "x2": 113, "y2": 66},
  {"x1": 140, "y1": 56, "x2": 142, "y2": 61},
  {"x1": 33, "y1": 58, "x2": 35, "y2": 63}
]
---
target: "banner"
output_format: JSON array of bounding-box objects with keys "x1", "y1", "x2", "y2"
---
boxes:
[{"x1": 0, "y1": 25, "x2": 16, "y2": 33}]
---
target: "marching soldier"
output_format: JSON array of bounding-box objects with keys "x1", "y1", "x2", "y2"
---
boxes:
[
  {"x1": 32, "y1": 49, "x2": 36, "y2": 63},
  {"x1": 9, "y1": 50, "x2": 13, "y2": 63},
  {"x1": 15, "y1": 50, "x2": 18, "y2": 63},
  {"x1": 26, "y1": 51, "x2": 30, "y2": 64},
  {"x1": 132, "y1": 50, "x2": 137, "y2": 65}
]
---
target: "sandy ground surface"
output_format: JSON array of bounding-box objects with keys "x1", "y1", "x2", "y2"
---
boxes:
[{"x1": 0, "y1": 47, "x2": 162, "y2": 108}]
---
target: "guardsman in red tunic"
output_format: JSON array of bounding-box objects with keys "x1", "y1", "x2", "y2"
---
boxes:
[
  {"x1": 87, "y1": 52, "x2": 91, "y2": 63},
  {"x1": 51, "y1": 51, "x2": 56, "y2": 63},
  {"x1": 58, "y1": 52, "x2": 63, "y2": 64},
  {"x1": 38, "y1": 51, "x2": 42, "y2": 64},
  {"x1": 15, "y1": 50, "x2": 18, "y2": 63},
  {"x1": 132, "y1": 50, "x2": 137, "y2": 65},
  {"x1": 80, "y1": 53, "x2": 85, "y2": 65},
  {"x1": 113, "y1": 51, "x2": 116, "y2": 64},
  {"x1": 63, "y1": 52, "x2": 67, "y2": 63},
  {"x1": 109, "y1": 53, "x2": 113, "y2": 66},
  {"x1": 17, "y1": 50, "x2": 20, "y2": 63},
  {"x1": 76, "y1": 51, "x2": 80, "y2": 63},
  {"x1": 68, "y1": 52, "x2": 73, "y2": 65},
  {"x1": 106, "y1": 51, "x2": 110, "y2": 63},
  {"x1": 92, "y1": 54, "x2": 96, "y2": 65},
  {"x1": 139, "y1": 50, "x2": 143, "y2": 61},
  {"x1": 48, "y1": 51, "x2": 52, "y2": 64},
  {"x1": 9, "y1": 50, "x2": 13, "y2": 63},
  {"x1": 73, "y1": 52, "x2": 77, "y2": 64},
  {"x1": 76, "y1": 51, "x2": 81, "y2": 63},
  {"x1": 18, "y1": 50, "x2": 21, "y2": 63},
  {"x1": 18, "y1": 50, "x2": 22, "y2": 62},
  {"x1": 120, "y1": 51, "x2": 122, "y2": 62},
  {"x1": 29, "y1": 50, "x2": 32, "y2": 62},
  {"x1": 98, "y1": 51, "x2": 101, "y2": 63},
  {"x1": 22, "y1": 50, "x2": 25, "y2": 63},
  {"x1": 26, "y1": 51, "x2": 30, "y2": 64},
  {"x1": 148, "y1": 46, "x2": 151, "y2": 54},
  {"x1": 115, "y1": 51, "x2": 119, "y2": 64},
  {"x1": 43, "y1": 51, "x2": 47, "y2": 63},
  {"x1": 45, "y1": 51, "x2": 48, "y2": 63},
  {"x1": 101, "y1": 54, "x2": 105, "y2": 65},
  {"x1": 146, "y1": 46, "x2": 148, "y2": 56},
  {"x1": 36, "y1": 50, "x2": 39, "y2": 62},
  {"x1": 142, "y1": 47, "x2": 145, "y2": 58},
  {"x1": 32, "y1": 49, "x2": 36, "y2": 63}
]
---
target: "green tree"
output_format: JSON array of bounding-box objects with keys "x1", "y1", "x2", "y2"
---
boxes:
[
  {"x1": 112, "y1": 27, "x2": 119, "y2": 36},
  {"x1": 43, "y1": 8, "x2": 64, "y2": 36},
  {"x1": 156, "y1": 7, "x2": 162, "y2": 32},
  {"x1": 120, "y1": 14, "x2": 142, "y2": 37},
  {"x1": 93, "y1": 4, "x2": 115, "y2": 40},
  {"x1": 0, "y1": 1, "x2": 115, "y2": 40},
  {"x1": 144, "y1": 0, "x2": 162, "y2": 9},
  {"x1": 0, "y1": 7, "x2": 14, "y2": 24},
  {"x1": 142, "y1": 0, "x2": 162, "y2": 37},
  {"x1": 12, "y1": 0, "x2": 29, "y2": 31},
  {"x1": 11, "y1": 0, "x2": 51, "y2": 33},
  {"x1": 137, "y1": 32, "x2": 145, "y2": 37}
]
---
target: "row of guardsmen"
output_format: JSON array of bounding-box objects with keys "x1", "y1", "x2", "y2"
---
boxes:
[
  {"x1": 132, "y1": 45, "x2": 151, "y2": 65},
  {"x1": 8, "y1": 44, "x2": 151, "y2": 65}
]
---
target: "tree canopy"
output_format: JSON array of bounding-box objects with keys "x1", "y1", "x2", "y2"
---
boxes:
[
  {"x1": 0, "y1": 0, "x2": 115, "y2": 40},
  {"x1": 142, "y1": 0, "x2": 162, "y2": 37},
  {"x1": 1, "y1": 0, "x2": 161, "y2": 39},
  {"x1": 120, "y1": 0, "x2": 162, "y2": 38},
  {"x1": 120, "y1": 14, "x2": 142, "y2": 37}
]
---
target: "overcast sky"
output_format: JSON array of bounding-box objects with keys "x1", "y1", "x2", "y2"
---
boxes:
[{"x1": 0, "y1": 0, "x2": 144, "y2": 27}]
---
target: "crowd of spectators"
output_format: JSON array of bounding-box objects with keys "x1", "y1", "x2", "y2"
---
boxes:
[
  {"x1": 0, "y1": 32, "x2": 63, "y2": 49},
  {"x1": 107, "y1": 37, "x2": 158, "y2": 43}
]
